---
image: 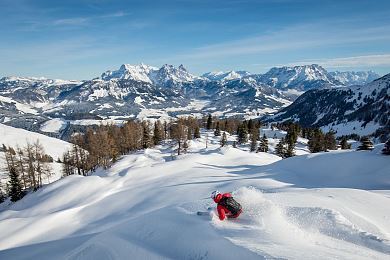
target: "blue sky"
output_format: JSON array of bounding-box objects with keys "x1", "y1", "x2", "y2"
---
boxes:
[{"x1": 1, "y1": 0, "x2": 390, "y2": 79}]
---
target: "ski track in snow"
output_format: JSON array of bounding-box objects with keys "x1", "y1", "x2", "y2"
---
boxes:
[{"x1": 0, "y1": 129, "x2": 389, "y2": 260}]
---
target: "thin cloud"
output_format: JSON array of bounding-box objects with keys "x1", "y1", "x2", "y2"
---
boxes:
[
  {"x1": 53, "y1": 17, "x2": 89, "y2": 26},
  {"x1": 37, "y1": 11, "x2": 131, "y2": 29},
  {"x1": 174, "y1": 23, "x2": 390, "y2": 61},
  {"x1": 100, "y1": 11, "x2": 128, "y2": 18},
  {"x1": 287, "y1": 54, "x2": 390, "y2": 69}
]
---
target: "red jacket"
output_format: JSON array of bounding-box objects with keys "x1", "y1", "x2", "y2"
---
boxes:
[{"x1": 213, "y1": 192, "x2": 242, "y2": 220}]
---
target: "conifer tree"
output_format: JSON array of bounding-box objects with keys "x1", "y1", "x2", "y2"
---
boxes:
[
  {"x1": 220, "y1": 132, "x2": 227, "y2": 147},
  {"x1": 206, "y1": 114, "x2": 213, "y2": 130},
  {"x1": 142, "y1": 121, "x2": 151, "y2": 149},
  {"x1": 324, "y1": 131, "x2": 337, "y2": 151},
  {"x1": 357, "y1": 137, "x2": 374, "y2": 151},
  {"x1": 285, "y1": 125, "x2": 298, "y2": 145},
  {"x1": 382, "y1": 139, "x2": 390, "y2": 155},
  {"x1": 308, "y1": 129, "x2": 325, "y2": 153},
  {"x1": 285, "y1": 143, "x2": 295, "y2": 158},
  {"x1": 257, "y1": 134, "x2": 269, "y2": 152},
  {"x1": 8, "y1": 166, "x2": 23, "y2": 202},
  {"x1": 237, "y1": 123, "x2": 248, "y2": 144},
  {"x1": 153, "y1": 121, "x2": 163, "y2": 145},
  {"x1": 247, "y1": 119, "x2": 254, "y2": 132},
  {"x1": 250, "y1": 127, "x2": 259, "y2": 152},
  {"x1": 255, "y1": 120, "x2": 262, "y2": 130},
  {"x1": 3, "y1": 144, "x2": 23, "y2": 202},
  {"x1": 214, "y1": 122, "x2": 221, "y2": 136},
  {"x1": 0, "y1": 188, "x2": 5, "y2": 203},
  {"x1": 275, "y1": 138, "x2": 287, "y2": 158},
  {"x1": 284, "y1": 125, "x2": 298, "y2": 157},
  {"x1": 340, "y1": 137, "x2": 351, "y2": 150}
]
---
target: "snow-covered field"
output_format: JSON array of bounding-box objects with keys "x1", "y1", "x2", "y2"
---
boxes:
[
  {"x1": 0, "y1": 129, "x2": 389, "y2": 259},
  {"x1": 40, "y1": 118, "x2": 67, "y2": 133}
]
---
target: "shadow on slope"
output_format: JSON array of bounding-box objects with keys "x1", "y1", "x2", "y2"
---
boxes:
[{"x1": 168, "y1": 147, "x2": 390, "y2": 190}]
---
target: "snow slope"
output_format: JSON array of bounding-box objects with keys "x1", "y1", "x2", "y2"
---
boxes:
[
  {"x1": 0, "y1": 131, "x2": 389, "y2": 259},
  {"x1": 0, "y1": 123, "x2": 72, "y2": 159},
  {"x1": 0, "y1": 124, "x2": 73, "y2": 185}
]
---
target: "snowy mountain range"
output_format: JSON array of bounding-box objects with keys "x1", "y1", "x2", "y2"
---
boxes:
[
  {"x1": 101, "y1": 64, "x2": 201, "y2": 87},
  {"x1": 268, "y1": 73, "x2": 390, "y2": 140},
  {"x1": 329, "y1": 71, "x2": 380, "y2": 86},
  {"x1": 0, "y1": 63, "x2": 383, "y2": 139},
  {"x1": 258, "y1": 64, "x2": 342, "y2": 91}
]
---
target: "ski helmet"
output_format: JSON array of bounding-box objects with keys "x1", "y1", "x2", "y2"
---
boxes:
[{"x1": 211, "y1": 190, "x2": 220, "y2": 199}]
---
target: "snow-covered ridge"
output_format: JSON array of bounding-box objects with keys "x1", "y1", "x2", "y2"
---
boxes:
[
  {"x1": 259, "y1": 64, "x2": 342, "y2": 90},
  {"x1": 0, "y1": 76, "x2": 82, "y2": 86},
  {"x1": 100, "y1": 63, "x2": 201, "y2": 86},
  {"x1": 329, "y1": 71, "x2": 380, "y2": 86},
  {"x1": 260, "y1": 64, "x2": 342, "y2": 91},
  {"x1": 202, "y1": 70, "x2": 251, "y2": 81},
  {"x1": 101, "y1": 63, "x2": 158, "y2": 83}
]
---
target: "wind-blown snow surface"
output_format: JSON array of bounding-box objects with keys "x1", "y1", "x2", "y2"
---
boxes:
[{"x1": 0, "y1": 132, "x2": 389, "y2": 259}]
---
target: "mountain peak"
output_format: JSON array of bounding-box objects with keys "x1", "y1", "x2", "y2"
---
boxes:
[
  {"x1": 101, "y1": 64, "x2": 158, "y2": 83},
  {"x1": 154, "y1": 64, "x2": 197, "y2": 86},
  {"x1": 202, "y1": 70, "x2": 251, "y2": 81},
  {"x1": 262, "y1": 64, "x2": 339, "y2": 90},
  {"x1": 178, "y1": 64, "x2": 187, "y2": 72},
  {"x1": 100, "y1": 63, "x2": 197, "y2": 86}
]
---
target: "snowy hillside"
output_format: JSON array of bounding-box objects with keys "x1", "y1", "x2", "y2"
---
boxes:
[
  {"x1": 0, "y1": 124, "x2": 73, "y2": 183},
  {"x1": 0, "y1": 123, "x2": 72, "y2": 159},
  {"x1": 0, "y1": 130, "x2": 389, "y2": 260},
  {"x1": 268, "y1": 73, "x2": 390, "y2": 139}
]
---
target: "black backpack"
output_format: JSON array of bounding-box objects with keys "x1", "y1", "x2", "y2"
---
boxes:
[{"x1": 219, "y1": 196, "x2": 242, "y2": 215}]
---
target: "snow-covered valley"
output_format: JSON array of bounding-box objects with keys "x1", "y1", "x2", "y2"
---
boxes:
[
  {"x1": 0, "y1": 130, "x2": 389, "y2": 260},
  {"x1": 1, "y1": 64, "x2": 386, "y2": 140}
]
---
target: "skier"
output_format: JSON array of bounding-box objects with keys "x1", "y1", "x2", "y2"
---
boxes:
[{"x1": 211, "y1": 190, "x2": 242, "y2": 220}]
